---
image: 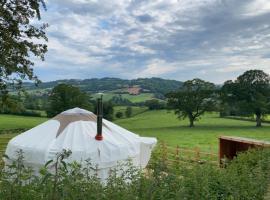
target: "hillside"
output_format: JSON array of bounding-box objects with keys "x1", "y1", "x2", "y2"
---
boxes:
[{"x1": 22, "y1": 77, "x2": 183, "y2": 94}]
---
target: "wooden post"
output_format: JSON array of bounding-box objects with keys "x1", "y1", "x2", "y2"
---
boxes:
[
  {"x1": 161, "y1": 141, "x2": 167, "y2": 163},
  {"x1": 175, "y1": 145, "x2": 180, "y2": 166}
]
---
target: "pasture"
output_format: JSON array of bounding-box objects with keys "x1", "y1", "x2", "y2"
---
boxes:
[
  {"x1": 1, "y1": 111, "x2": 270, "y2": 154},
  {"x1": 116, "y1": 110, "x2": 270, "y2": 151},
  {"x1": 92, "y1": 92, "x2": 154, "y2": 103}
]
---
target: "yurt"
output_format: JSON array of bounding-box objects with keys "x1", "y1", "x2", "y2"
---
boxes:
[{"x1": 5, "y1": 105, "x2": 157, "y2": 180}]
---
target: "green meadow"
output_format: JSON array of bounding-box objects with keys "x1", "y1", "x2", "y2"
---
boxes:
[
  {"x1": 116, "y1": 110, "x2": 270, "y2": 151},
  {"x1": 1, "y1": 110, "x2": 270, "y2": 154},
  {"x1": 92, "y1": 93, "x2": 154, "y2": 103},
  {"x1": 0, "y1": 114, "x2": 47, "y2": 130}
]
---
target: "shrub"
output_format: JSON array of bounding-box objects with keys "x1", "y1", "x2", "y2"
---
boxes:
[
  {"x1": 115, "y1": 112, "x2": 123, "y2": 119},
  {"x1": 125, "y1": 106, "x2": 132, "y2": 118},
  {"x1": 1, "y1": 148, "x2": 270, "y2": 199}
]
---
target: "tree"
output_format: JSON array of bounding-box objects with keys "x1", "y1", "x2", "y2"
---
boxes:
[
  {"x1": 167, "y1": 79, "x2": 216, "y2": 127},
  {"x1": 115, "y1": 111, "x2": 123, "y2": 119},
  {"x1": 221, "y1": 70, "x2": 270, "y2": 127},
  {"x1": 125, "y1": 106, "x2": 132, "y2": 118},
  {"x1": 47, "y1": 84, "x2": 93, "y2": 117},
  {"x1": 0, "y1": 0, "x2": 47, "y2": 94},
  {"x1": 145, "y1": 99, "x2": 165, "y2": 110},
  {"x1": 0, "y1": 94, "x2": 24, "y2": 114}
]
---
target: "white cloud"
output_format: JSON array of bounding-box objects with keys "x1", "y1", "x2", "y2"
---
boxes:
[{"x1": 34, "y1": 0, "x2": 270, "y2": 83}]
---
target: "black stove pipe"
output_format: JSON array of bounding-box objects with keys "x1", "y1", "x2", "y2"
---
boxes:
[{"x1": 95, "y1": 97, "x2": 103, "y2": 141}]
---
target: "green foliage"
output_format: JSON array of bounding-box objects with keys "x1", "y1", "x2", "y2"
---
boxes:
[
  {"x1": 0, "y1": 94, "x2": 43, "y2": 117},
  {"x1": 145, "y1": 99, "x2": 165, "y2": 110},
  {"x1": 167, "y1": 78, "x2": 216, "y2": 127},
  {"x1": 110, "y1": 95, "x2": 133, "y2": 105},
  {"x1": 1, "y1": 148, "x2": 270, "y2": 199},
  {"x1": 115, "y1": 111, "x2": 123, "y2": 118},
  {"x1": 47, "y1": 84, "x2": 93, "y2": 117},
  {"x1": 0, "y1": 0, "x2": 47, "y2": 93},
  {"x1": 23, "y1": 93, "x2": 48, "y2": 111},
  {"x1": 221, "y1": 70, "x2": 270, "y2": 127},
  {"x1": 125, "y1": 106, "x2": 132, "y2": 118},
  {"x1": 0, "y1": 94, "x2": 25, "y2": 114}
]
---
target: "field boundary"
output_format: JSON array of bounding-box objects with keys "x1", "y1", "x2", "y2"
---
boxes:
[
  {"x1": 0, "y1": 128, "x2": 28, "y2": 135},
  {"x1": 155, "y1": 141, "x2": 219, "y2": 166}
]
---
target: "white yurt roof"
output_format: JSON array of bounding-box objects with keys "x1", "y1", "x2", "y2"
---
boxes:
[{"x1": 5, "y1": 108, "x2": 157, "y2": 172}]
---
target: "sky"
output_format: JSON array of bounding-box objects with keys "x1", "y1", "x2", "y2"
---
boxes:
[{"x1": 34, "y1": 0, "x2": 270, "y2": 83}]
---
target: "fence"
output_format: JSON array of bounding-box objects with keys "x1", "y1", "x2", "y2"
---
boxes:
[{"x1": 154, "y1": 141, "x2": 219, "y2": 166}]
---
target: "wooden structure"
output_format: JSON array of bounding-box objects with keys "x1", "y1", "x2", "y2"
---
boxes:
[{"x1": 219, "y1": 136, "x2": 270, "y2": 162}]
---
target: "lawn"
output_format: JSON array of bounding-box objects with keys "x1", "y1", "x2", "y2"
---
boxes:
[
  {"x1": 115, "y1": 110, "x2": 270, "y2": 152},
  {"x1": 1, "y1": 111, "x2": 270, "y2": 154},
  {"x1": 0, "y1": 114, "x2": 47, "y2": 130}
]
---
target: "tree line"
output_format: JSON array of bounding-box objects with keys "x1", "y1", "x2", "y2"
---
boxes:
[{"x1": 167, "y1": 69, "x2": 270, "y2": 127}]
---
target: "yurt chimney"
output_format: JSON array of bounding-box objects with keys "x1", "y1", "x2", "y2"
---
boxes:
[{"x1": 95, "y1": 94, "x2": 103, "y2": 141}]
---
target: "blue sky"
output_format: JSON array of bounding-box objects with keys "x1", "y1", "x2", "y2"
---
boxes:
[{"x1": 34, "y1": 0, "x2": 270, "y2": 83}]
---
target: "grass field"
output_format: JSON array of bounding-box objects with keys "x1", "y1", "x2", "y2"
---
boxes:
[
  {"x1": 115, "y1": 111, "x2": 270, "y2": 152},
  {"x1": 1, "y1": 111, "x2": 270, "y2": 154},
  {"x1": 0, "y1": 114, "x2": 47, "y2": 130},
  {"x1": 114, "y1": 106, "x2": 148, "y2": 118},
  {"x1": 92, "y1": 93, "x2": 154, "y2": 103}
]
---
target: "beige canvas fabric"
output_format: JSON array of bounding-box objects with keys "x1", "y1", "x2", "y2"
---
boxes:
[{"x1": 53, "y1": 113, "x2": 109, "y2": 138}]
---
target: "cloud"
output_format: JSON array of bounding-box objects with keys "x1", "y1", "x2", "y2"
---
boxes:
[{"x1": 34, "y1": 0, "x2": 270, "y2": 83}]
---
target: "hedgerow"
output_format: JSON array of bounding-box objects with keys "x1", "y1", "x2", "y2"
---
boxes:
[{"x1": 1, "y1": 148, "x2": 270, "y2": 200}]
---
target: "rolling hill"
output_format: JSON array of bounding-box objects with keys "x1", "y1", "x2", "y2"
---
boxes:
[{"x1": 22, "y1": 77, "x2": 183, "y2": 95}]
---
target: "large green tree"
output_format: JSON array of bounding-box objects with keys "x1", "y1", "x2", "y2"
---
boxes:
[
  {"x1": 47, "y1": 84, "x2": 93, "y2": 117},
  {"x1": 0, "y1": 0, "x2": 47, "y2": 93},
  {"x1": 167, "y1": 78, "x2": 216, "y2": 127},
  {"x1": 221, "y1": 70, "x2": 270, "y2": 127}
]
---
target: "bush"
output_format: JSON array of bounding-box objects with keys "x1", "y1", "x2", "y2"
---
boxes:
[
  {"x1": 125, "y1": 106, "x2": 132, "y2": 118},
  {"x1": 1, "y1": 148, "x2": 270, "y2": 199},
  {"x1": 115, "y1": 111, "x2": 123, "y2": 118},
  {"x1": 145, "y1": 99, "x2": 166, "y2": 110}
]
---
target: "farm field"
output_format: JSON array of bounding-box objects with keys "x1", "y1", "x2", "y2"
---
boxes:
[
  {"x1": 0, "y1": 114, "x2": 47, "y2": 130},
  {"x1": 115, "y1": 111, "x2": 270, "y2": 152},
  {"x1": 92, "y1": 92, "x2": 154, "y2": 103},
  {"x1": 114, "y1": 106, "x2": 148, "y2": 118},
  {"x1": 1, "y1": 111, "x2": 270, "y2": 154}
]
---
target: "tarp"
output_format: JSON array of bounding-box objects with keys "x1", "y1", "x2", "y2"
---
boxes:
[{"x1": 5, "y1": 108, "x2": 157, "y2": 180}]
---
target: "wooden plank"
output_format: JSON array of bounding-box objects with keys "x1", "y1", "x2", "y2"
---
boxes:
[{"x1": 219, "y1": 136, "x2": 270, "y2": 146}]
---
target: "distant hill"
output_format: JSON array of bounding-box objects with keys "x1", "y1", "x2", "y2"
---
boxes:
[{"x1": 23, "y1": 77, "x2": 183, "y2": 95}]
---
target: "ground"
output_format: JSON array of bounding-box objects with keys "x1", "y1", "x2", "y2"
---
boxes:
[{"x1": 1, "y1": 110, "x2": 270, "y2": 155}]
